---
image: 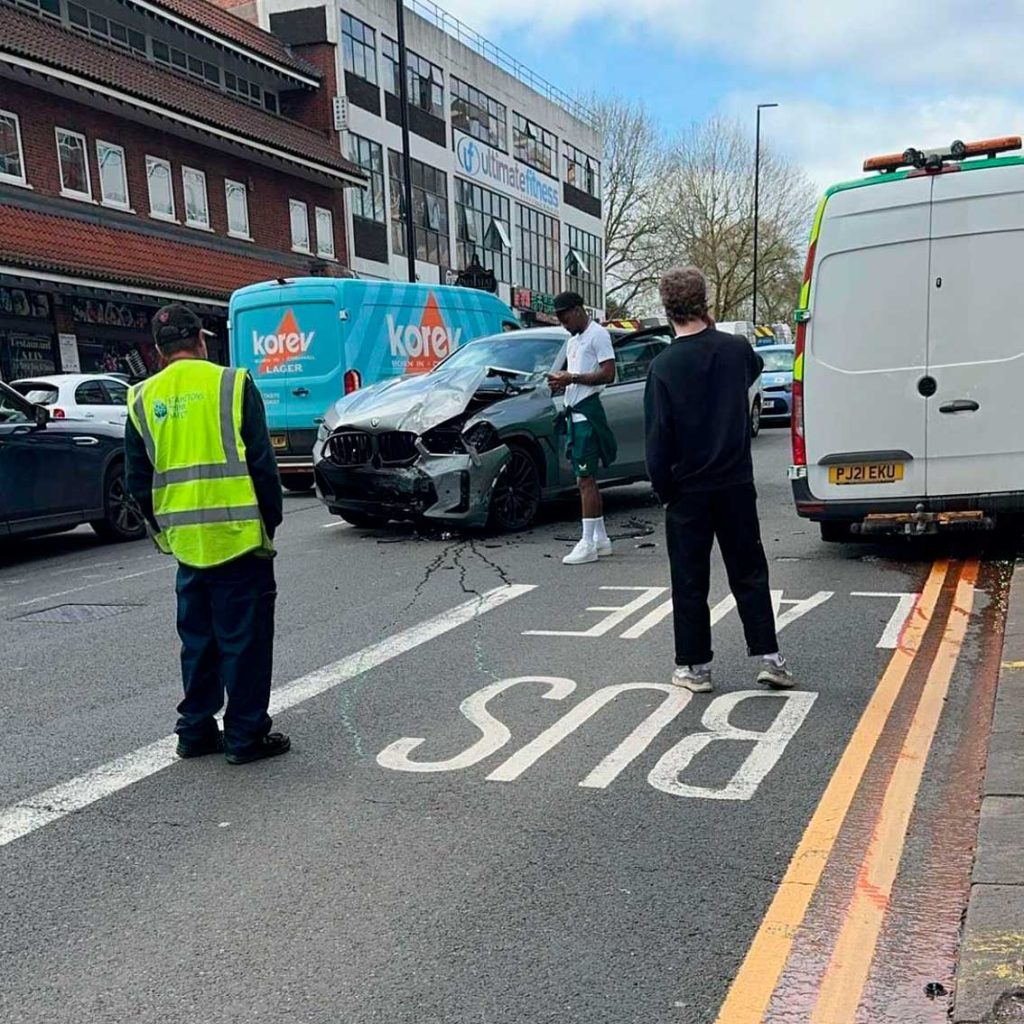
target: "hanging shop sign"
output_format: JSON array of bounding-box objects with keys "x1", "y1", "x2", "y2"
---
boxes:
[{"x1": 455, "y1": 254, "x2": 498, "y2": 293}]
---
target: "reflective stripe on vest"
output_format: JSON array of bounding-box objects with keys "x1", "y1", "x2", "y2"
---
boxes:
[{"x1": 129, "y1": 362, "x2": 271, "y2": 568}]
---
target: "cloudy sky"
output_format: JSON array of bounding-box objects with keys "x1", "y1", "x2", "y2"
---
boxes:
[{"x1": 436, "y1": 0, "x2": 1024, "y2": 191}]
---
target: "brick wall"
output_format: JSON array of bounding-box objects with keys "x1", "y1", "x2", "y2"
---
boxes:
[
  {"x1": 279, "y1": 43, "x2": 337, "y2": 135},
  {"x1": 3, "y1": 79, "x2": 349, "y2": 266}
]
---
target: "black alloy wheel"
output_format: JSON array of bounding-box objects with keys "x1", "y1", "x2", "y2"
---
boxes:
[
  {"x1": 91, "y1": 463, "x2": 147, "y2": 541},
  {"x1": 489, "y1": 444, "x2": 542, "y2": 532}
]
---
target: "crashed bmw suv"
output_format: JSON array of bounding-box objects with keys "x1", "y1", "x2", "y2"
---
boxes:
[{"x1": 313, "y1": 325, "x2": 707, "y2": 531}]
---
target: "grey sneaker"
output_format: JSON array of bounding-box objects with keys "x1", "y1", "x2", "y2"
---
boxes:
[
  {"x1": 672, "y1": 666, "x2": 713, "y2": 693},
  {"x1": 757, "y1": 657, "x2": 796, "y2": 689}
]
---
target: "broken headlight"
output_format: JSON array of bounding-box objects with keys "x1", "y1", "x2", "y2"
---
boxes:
[{"x1": 462, "y1": 421, "x2": 501, "y2": 453}]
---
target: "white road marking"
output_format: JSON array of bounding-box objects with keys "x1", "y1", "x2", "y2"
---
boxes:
[
  {"x1": 772, "y1": 590, "x2": 834, "y2": 630},
  {"x1": 620, "y1": 593, "x2": 735, "y2": 639},
  {"x1": 852, "y1": 592, "x2": 919, "y2": 648},
  {"x1": 320, "y1": 521, "x2": 352, "y2": 529},
  {"x1": 5, "y1": 565, "x2": 172, "y2": 611},
  {"x1": 0, "y1": 584, "x2": 535, "y2": 848},
  {"x1": 648, "y1": 690, "x2": 818, "y2": 800},
  {"x1": 523, "y1": 586, "x2": 667, "y2": 638}
]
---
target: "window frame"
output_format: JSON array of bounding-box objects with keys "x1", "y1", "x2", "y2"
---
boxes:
[
  {"x1": 389, "y1": 152, "x2": 449, "y2": 266},
  {"x1": 454, "y1": 178, "x2": 512, "y2": 284},
  {"x1": 564, "y1": 142, "x2": 601, "y2": 199},
  {"x1": 451, "y1": 78, "x2": 507, "y2": 152},
  {"x1": 348, "y1": 134, "x2": 386, "y2": 224},
  {"x1": 315, "y1": 206, "x2": 336, "y2": 260},
  {"x1": 0, "y1": 109, "x2": 28, "y2": 187},
  {"x1": 565, "y1": 225, "x2": 604, "y2": 312},
  {"x1": 381, "y1": 37, "x2": 444, "y2": 118},
  {"x1": 181, "y1": 165, "x2": 210, "y2": 230},
  {"x1": 512, "y1": 113, "x2": 557, "y2": 178},
  {"x1": 74, "y1": 380, "x2": 109, "y2": 406},
  {"x1": 290, "y1": 198, "x2": 311, "y2": 253},
  {"x1": 515, "y1": 204, "x2": 561, "y2": 297},
  {"x1": 95, "y1": 139, "x2": 130, "y2": 210},
  {"x1": 224, "y1": 178, "x2": 251, "y2": 239},
  {"x1": 145, "y1": 155, "x2": 176, "y2": 222},
  {"x1": 55, "y1": 127, "x2": 92, "y2": 201},
  {"x1": 342, "y1": 13, "x2": 378, "y2": 85}
]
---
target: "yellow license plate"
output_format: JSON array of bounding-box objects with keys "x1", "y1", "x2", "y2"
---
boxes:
[
  {"x1": 829, "y1": 462, "x2": 904, "y2": 485},
  {"x1": 271, "y1": 434, "x2": 287, "y2": 450}
]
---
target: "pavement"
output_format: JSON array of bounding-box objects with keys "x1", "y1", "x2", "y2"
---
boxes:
[
  {"x1": 952, "y1": 563, "x2": 1024, "y2": 1024},
  {"x1": 0, "y1": 427, "x2": 1019, "y2": 1024}
]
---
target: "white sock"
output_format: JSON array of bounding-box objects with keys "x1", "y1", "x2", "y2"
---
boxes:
[
  {"x1": 582, "y1": 518, "x2": 597, "y2": 543},
  {"x1": 690, "y1": 662, "x2": 712, "y2": 672},
  {"x1": 763, "y1": 651, "x2": 785, "y2": 667},
  {"x1": 593, "y1": 517, "x2": 609, "y2": 542}
]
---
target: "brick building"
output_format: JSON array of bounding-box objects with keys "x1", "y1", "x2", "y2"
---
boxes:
[{"x1": 0, "y1": 0, "x2": 366, "y2": 380}]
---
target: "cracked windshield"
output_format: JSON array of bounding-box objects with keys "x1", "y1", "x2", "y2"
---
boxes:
[{"x1": 2, "y1": 1, "x2": 1022, "y2": 1023}]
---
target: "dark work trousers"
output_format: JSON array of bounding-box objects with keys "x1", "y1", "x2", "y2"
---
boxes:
[
  {"x1": 665, "y1": 482, "x2": 778, "y2": 666},
  {"x1": 175, "y1": 553, "x2": 276, "y2": 754}
]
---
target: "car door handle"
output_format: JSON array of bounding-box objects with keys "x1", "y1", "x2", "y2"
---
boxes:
[
  {"x1": 292, "y1": 387, "x2": 310, "y2": 397},
  {"x1": 939, "y1": 400, "x2": 979, "y2": 414},
  {"x1": 73, "y1": 436, "x2": 100, "y2": 446}
]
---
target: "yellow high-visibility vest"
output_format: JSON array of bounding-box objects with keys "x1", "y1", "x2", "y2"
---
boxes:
[{"x1": 128, "y1": 360, "x2": 272, "y2": 568}]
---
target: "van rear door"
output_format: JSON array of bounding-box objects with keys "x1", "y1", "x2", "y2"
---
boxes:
[
  {"x1": 926, "y1": 164, "x2": 1024, "y2": 497},
  {"x1": 804, "y1": 178, "x2": 932, "y2": 501}
]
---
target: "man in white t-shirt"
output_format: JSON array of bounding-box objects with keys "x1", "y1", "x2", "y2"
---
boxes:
[{"x1": 547, "y1": 291, "x2": 617, "y2": 565}]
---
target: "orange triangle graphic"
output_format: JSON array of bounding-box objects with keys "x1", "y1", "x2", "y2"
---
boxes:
[
  {"x1": 258, "y1": 309, "x2": 303, "y2": 375},
  {"x1": 404, "y1": 292, "x2": 447, "y2": 375}
]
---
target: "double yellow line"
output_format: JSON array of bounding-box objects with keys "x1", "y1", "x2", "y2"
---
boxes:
[{"x1": 714, "y1": 559, "x2": 978, "y2": 1024}]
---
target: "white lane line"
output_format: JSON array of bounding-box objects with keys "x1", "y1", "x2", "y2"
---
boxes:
[
  {"x1": 852, "y1": 592, "x2": 919, "y2": 649},
  {"x1": 4, "y1": 565, "x2": 172, "y2": 612},
  {"x1": 0, "y1": 583, "x2": 535, "y2": 848},
  {"x1": 620, "y1": 593, "x2": 736, "y2": 640},
  {"x1": 321, "y1": 521, "x2": 352, "y2": 529}
]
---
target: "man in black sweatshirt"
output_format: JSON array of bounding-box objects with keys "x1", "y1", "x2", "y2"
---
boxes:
[{"x1": 644, "y1": 267, "x2": 794, "y2": 693}]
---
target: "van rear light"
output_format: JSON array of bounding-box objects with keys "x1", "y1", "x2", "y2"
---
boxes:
[
  {"x1": 343, "y1": 369, "x2": 361, "y2": 395},
  {"x1": 52, "y1": 407, "x2": 66, "y2": 419},
  {"x1": 791, "y1": 319, "x2": 808, "y2": 467}
]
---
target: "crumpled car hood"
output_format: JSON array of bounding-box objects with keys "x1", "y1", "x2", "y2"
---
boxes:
[{"x1": 325, "y1": 366, "x2": 509, "y2": 435}]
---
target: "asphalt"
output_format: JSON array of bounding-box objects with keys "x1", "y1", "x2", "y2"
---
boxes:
[{"x1": 0, "y1": 428, "x2": 1012, "y2": 1023}]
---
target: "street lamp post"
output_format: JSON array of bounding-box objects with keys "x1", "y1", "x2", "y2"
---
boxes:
[
  {"x1": 752, "y1": 102, "x2": 778, "y2": 327},
  {"x1": 395, "y1": 0, "x2": 417, "y2": 283}
]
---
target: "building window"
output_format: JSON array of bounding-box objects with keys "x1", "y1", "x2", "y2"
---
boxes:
[
  {"x1": 513, "y1": 113, "x2": 557, "y2": 178},
  {"x1": 182, "y1": 166, "x2": 209, "y2": 229},
  {"x1": 0, "y1": 110, "x2": 27, "y2": 186},
  {"x1": 454, "y1": 179, "x2": 511, "y2": 283},
  {"x1": 451, "y1": 79, "x2": 507, "y2": 152},
  {"x1": 315, "y1": 207, "x2": 336, "y2": 259},
  {"x1": 342, "y1": 13, "x2": 377, "y2": 85},
  {"x1": 516, "y1": 205, "x2": 560, "y2": 296},
  {"x1": 564, "y1": 143, "x2": 601, "y2": 199},
  {"x1": 146, "y1": 156, "x2": 175, "y2": 220},
  {"x1": 290, "y1": 199, "x2": 310, "y2": 252},
  {"x1": 96, "y1": 141, "x2": 129, "y2": 209},
  {"x1": 14, "y1": 0, "x2": 61, "y2": 19},
  {"x1": 225, "y1": 179, "x2": 250, "y2": 238},
  {"x1": 55, "y1": 128, "x2": 91, "y2": 200},
  {"x1": 222, "y1": 69, "x2": 275, "y2": 111},
  {"x1": 388, "y1": 152, "x2": 449, "y2": 266},
  {"x1": 382, "y1": 38, "x2": 444, "y2": 118},
  {"x1": 67, "y1": 3, "x2": 146, "y2": 56},
  {"x1": 348, "y1": 134, "x2": 385, "y2": 223},
  {"x1": 565, "y1": 226, "x2": 603, "y2": 311}
]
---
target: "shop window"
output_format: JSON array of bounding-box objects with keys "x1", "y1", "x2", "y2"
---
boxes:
[
  {"x1": 182, "y1": 167, "x2": 209, "y2": 229},
  {"x1": 55, "y1": 128, "x2": 91, "y2": 200},
  {"x1": 96, "y1": 141, "x2": 129, "y2": 210},
  {"x1": 146, "y1": 156, "x2": 175, "y2": 221},
  {"x1": 225, "y1": 179, "x2": 250, "y2": 238},
  {"x1": 342, "y1": 13, "x2": 377, "y2": 85},
  {"x1": 315, "y1": 207, "x2": 336, "y2": 260},
  {"x1": 0, "y1": 110, "x2": 27, "y2": 186},
  {"x1": 348, "y1": 134, "x2": 386, "y2": 224},
  {"x1": 290, "y1": 199, "x2": 310, "y2": 252}
]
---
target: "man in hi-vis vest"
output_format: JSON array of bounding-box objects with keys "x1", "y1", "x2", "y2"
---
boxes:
[{"x1": 125, "y1": 305, "x2": 289, "y2": 765}]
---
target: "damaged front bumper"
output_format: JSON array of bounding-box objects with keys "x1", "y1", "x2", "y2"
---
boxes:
[{"x1": 315, "y1": 445, "x2": 511, "y2": 527}]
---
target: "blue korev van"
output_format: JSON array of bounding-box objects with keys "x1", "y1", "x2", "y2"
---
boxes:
[{"x1": 229, "y1": 278, "x2": 519, "y2": 490}]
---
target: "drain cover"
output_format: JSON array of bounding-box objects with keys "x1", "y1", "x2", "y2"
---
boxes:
[{"x1": 12, "y1": 603, "x2": 136, "y2": 624}]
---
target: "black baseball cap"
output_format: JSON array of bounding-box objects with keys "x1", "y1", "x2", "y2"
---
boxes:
[
  {"x1": 553, "y1": 291, "x2": 585, "y2": 314},
  {"x1": 151, "y1": 303, "x2": 213, "y2": 346}
]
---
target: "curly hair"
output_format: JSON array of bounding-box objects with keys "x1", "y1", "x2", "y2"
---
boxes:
[{"x1": 659, "y1": 266, "x2": 709, "y2": 324}]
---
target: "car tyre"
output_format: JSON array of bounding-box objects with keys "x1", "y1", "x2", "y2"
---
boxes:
[
  {"x1": 336, "y1": 509, "x2": 389, "y2": 528},
  {"x1": 489, "y1": 443, "x2": 542, "y2": 532},
  {"x1": 750, "y1": 398, "x2": 762, "y2": 438},
  {"x1": 283, "y1": 473, "x2": 315, "y2": 493},
  {"x1": 91, "y1": 461, "x2": 147, "y2": 542},
  {"x1": 819, "y1": 521, "x2": 852, "y2": 543}
]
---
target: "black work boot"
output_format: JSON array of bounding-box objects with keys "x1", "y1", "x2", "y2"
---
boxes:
[{"x1": 225, "y1": 732, "x2": 291, "y2": 765}]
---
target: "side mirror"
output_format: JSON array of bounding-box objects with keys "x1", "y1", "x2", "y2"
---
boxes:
[{"x1": 34, "y1": 405, "x2": 50, "y2": 428}]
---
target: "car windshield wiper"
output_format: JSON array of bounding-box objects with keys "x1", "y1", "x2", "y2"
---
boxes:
[{"x1": 483, "y1": 365, "x2": 537, "y2": 392}]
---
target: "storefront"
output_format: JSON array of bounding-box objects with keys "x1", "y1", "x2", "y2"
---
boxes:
[
  {"x1": 512, "y1": 287, "x2": 560, "y2": 327},
  {"x1": 0, "y1": 285, "x2": 59, "y2": 381}
]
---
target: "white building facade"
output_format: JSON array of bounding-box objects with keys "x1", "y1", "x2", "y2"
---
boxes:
[{"x1": 260, "y1": 0, "x2": 605, "y2": 320}]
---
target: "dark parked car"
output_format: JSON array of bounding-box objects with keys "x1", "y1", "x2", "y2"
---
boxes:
[
  {"x1": 0, "y1": 380, "x2": 145, "y2": 542},
  {"x1": 758, "y1": 344, "x2": 795, "y2": 423}
]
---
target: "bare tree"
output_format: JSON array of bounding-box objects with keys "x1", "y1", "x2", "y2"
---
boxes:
[
  {"x1": 593, "y1": 97, "x2": 667, "y2": 316},
  {"x1": 655, "y1": 116, "x2": 816, "y2": 323}
]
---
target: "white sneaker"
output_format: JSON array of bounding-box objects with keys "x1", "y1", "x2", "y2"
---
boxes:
[
  {"x1": 757, "y1": 657, "x2": 796, "y2": 689},
  {"x1": 671, "y1": 666, "x2": 714, "y2": 693},
  {"x1": 596, "y1": 537, "x2": 613, "y2": 558},
  {"x1": 563, "y1": 539, "x2": 599, "y2": 565}
]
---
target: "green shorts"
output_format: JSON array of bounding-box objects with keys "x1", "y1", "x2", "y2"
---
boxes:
[{"x1": 566, "y1": 416, "x2": 601, "y2": 479}]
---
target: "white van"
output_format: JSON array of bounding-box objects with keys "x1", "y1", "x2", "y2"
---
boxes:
[{"x1": 790, "y1": 136, "x2": 1024, "y2": 539}]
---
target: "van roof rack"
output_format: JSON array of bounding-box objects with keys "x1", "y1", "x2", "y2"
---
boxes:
[{"x1": 863, "y1": 136, "x2": 1022, "y2": 174}]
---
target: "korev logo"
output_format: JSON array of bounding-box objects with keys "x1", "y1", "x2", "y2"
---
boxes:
[
  {"x1": 387, "y1": 292, "x2": 462, "y2": 374},
  {"x1": 253, "y1": 309, "x2": 315, "y2": 375}
]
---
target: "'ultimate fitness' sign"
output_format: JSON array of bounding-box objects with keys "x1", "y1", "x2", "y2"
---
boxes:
[{"x1": 454, "y1": 130, "x2": 560, "y2": 213}]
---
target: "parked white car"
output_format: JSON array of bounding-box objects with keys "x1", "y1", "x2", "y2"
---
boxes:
[{"x1": 10, "y1": 374, "x2": 131, "y2": 424}]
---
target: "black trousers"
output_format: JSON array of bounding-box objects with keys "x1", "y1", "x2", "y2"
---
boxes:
[
  {"x1": 665, "y1": 482, "x2": 778, "y2": 666},
  {"x1": 175, "y1": 553, "x2": 276, "y2": 754}
]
